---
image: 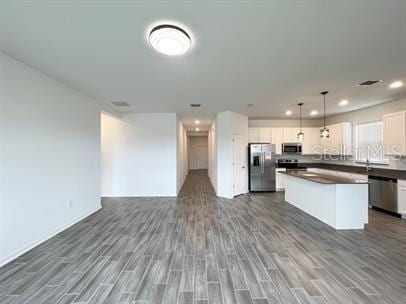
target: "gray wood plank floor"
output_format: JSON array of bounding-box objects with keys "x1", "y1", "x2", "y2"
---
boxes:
[{"x1": 1, "y1": 169, "x2": 405, "y2": 304}]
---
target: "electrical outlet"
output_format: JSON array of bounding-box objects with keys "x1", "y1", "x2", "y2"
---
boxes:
[{"x1": 67, "y1": 200, "x2": 73, "y2": 208}]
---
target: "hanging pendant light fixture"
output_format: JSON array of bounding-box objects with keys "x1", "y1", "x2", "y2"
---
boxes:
[
  {"x1": 297, "y1": 102, "x2": 304, "y2": 141},
  {"x1": 320, "y1": 91, "x2": 330, "y2": 138}
]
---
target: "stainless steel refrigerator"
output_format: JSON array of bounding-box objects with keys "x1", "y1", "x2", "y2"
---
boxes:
[{"x1": 249, "y1": 144, "x2": 276, "y2": 192}]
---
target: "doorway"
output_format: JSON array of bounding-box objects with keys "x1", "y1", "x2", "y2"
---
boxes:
[{"x1": 189, "y1": 136, "x2": 208, "y2": 170}]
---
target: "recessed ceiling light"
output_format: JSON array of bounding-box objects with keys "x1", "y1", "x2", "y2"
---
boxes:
[
  {"x1": 389, "y1": 81, "x2": 403, "y2": 89},
  {"x1": 310, "y1": 110, "x2": 318, "y2": 116},
  {"x1": 339, "y1": 99, "x2": 349, "y2": 106},
  {"x1": 149, "y1": 24, "x2": 191, "y2": 56},
  {"x1": 285, "y1": 110, "x2": 292, "y2": 116},
  {"x1": 195, "y1": 120, "x2": 200, "y2": 124},
  {"x1": 195, "y1": 128, "x2": 200, "y2": 131}
]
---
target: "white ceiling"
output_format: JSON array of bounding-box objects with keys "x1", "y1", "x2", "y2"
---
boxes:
[{"x1": 1, "y1": 1, "x2": 405, "y2": 132}]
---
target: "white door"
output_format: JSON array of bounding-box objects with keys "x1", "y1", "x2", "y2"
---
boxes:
[
  {"x1": 233, "y1": 136, "x2": 246, "y2": 196},
  {"x1": 197, "y1": 146, "x2": 208, "y2": 169}
]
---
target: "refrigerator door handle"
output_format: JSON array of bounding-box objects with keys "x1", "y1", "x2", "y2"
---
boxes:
[{"x1": 261, "y1": 152, "x2": 265, "y2": 174}]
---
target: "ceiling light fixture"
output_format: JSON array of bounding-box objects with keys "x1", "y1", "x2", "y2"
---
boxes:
[
  {"x1": 357, "y1": 80, "x2": 383, "y2": 86},
  {"x1": 339, "y1": 99, "x2": 349, "y2": 106},
  {"x1": 297, "y1": 103, "x2": 304, "y2": 142},
  {"x1": 310, "y1": 110, "x2": 318, "y2": 116},
  {"x1": 195, "y1": 128, "x2": 200, "y2": 131},
  {"x1": 149, "y1": 24, "x2": 191, "y2": 56},
  {"x1": 320, "y1": 91, "x2": 330, "y2": 138},
  {"x1": 389, "y1": 81, "x2": 403, "y2": 89},
  {"x1": 195, "y1": 120, "x2": 200, "y2": 124},
  {"x1": 285, "y1": 110, "x2": 292, "y2": 116}
]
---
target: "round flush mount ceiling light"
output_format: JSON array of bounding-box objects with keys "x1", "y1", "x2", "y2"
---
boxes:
[
  {"x1": 389, "y1": 81, "x2": 403, "y2": 89},
  {"x1": 285, "y1": 110, "x2": 292, "y2": 116},
  {"x1": 310, "y1": 110, "x2": 318, "y2": 116},
  {"x1": 339, "y1": 99, "x2": 349, "y2": 106},
  {"x1": 149, "y1": 24, "x2": 191, "y2": 56}
]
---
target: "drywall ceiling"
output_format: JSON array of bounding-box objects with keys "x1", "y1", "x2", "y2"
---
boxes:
[{"x1": 1, "y1": 1, "x2": 405, "y2": 132}]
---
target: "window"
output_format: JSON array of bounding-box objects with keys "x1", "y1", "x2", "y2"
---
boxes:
[{"x1": 355, "y1": 121, "x2": 387, "y2": 163}]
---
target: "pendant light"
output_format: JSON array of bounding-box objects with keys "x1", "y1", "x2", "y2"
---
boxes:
[
  {"x1": 320, "y1": 91, "x2": 330, "y2": 138},
  {"x1": 297, "y1": 103, "x2": 304, "y2": 141}
]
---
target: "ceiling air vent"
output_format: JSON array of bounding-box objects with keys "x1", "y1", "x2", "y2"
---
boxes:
[
  {"x1": 111, "y1": 101, "x2": 131, "y2": 107},
  {"x1": 190, "y1": 104, "x2": 201, "y2": 108},
  {"x1": 357, "y1": 80, "x2": 382, "y2": 86}
]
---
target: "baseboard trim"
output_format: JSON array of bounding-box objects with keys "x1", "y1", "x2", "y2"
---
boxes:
[{"x1": 0, "y1": 206, "x2": 102, "y2": 267}]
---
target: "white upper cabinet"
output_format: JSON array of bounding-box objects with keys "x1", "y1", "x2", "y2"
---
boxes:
[
  {"x1": 248, "y1": 127, "x2": 270, "y2": 143},
  {"x1": 249, "y1": 124, "x2": 351, "y2": 155},
  {"x1": 271, "y1": 128, "x2": 283, "y2": 154},
  {"x1": 301, "y1": 127, "x2": 320, "y2": 155},
  {"x1": 383, "y1": 111, "x2": 406, "y2": 156},
  {"x1": 320, "y1": 122, "x2": 352, "y2": 155},
  {"x1": 282, "y1": 128, "x2": 300, "y2": 143}
]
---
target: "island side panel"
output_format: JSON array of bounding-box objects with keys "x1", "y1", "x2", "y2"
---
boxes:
[
  {"x1": 335, "y1": 184, "x2": 369, "y2": 229},
  {"x1": 285, "y1": 175, "x2": 337, "y2": 228}
]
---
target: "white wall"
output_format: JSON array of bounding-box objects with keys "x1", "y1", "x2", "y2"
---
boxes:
[
  {"x1": 0, "y1": 52, "x2": 102, "y2": 266},
  {"x1": 326, "y1": 97, "x2": 406, "y2": 126},
  {"x1": 101, "y1": 113, "x2": 178, "y2": 197},
  {"x1": 189, "y1": 136, "x2": 208, "y2": 170},
  {"x1": 176, "y1": 116, "x2": 188, "y2": 194},
  {"x1": 211, "y1": 111, "x2": 248, "y2": 198}
]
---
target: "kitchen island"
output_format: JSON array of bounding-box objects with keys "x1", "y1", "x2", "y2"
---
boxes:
[{"x1": 282, "y1": 171, "x2": 369, "y2": 229}]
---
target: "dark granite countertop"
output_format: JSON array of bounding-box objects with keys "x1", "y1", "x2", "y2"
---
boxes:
[
  {"x1": 298, "y1": 163, "x2": 406, "y2": 180},
  {"x1": 281, "y1": 170, "x2": 370, "y2": 185}
]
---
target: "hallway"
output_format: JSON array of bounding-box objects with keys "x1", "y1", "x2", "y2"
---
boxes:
[{"x1": 0, "y1": 170, "x2": 405, "y2": 303}]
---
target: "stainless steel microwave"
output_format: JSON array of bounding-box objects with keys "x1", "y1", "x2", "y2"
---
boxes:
[{"x1": 282, "y1": 143, "x2": 302, "y2": 154}]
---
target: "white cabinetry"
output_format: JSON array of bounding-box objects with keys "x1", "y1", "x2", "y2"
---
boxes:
[
  {"x1": 248, "y1": 128, "x2": 271, "y2": 143},
  {"x1": 271, "y1": 128, "x2": 283, "y2": 155},
  {"x1": 275, "y1": 168, "x2": 286, "y2": 191},
  {"x1": 320, "y1": 123, "x2": 352, "y2": 155},
  {"x1": 282, "y1": 128, "x2": 300, "y2": 143},
  {"x1": 383, "y1": 111, "x2": 406, "y2": 156},
  {"x1": 250, "y1": 124, "x2": 349, "y2": 155},
  {"x1": 302, "y1": 128, "x2": 320, "y2": 155},
  {"x1": 398, "y1": 179, "x2": 406, "y2": 218}
]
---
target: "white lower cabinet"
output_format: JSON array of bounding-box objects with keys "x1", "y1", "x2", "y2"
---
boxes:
[
  {"x1": 275, "y1": 168, "x2": 286, "y2": 191},
  {"x1": 398, "y1": 180, "x2": 406, "y2": 218}
]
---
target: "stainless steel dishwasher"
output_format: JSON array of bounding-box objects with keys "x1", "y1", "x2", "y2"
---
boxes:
[{"x1": 368, "y1": 175, "x2": 399, "y2": 215}]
